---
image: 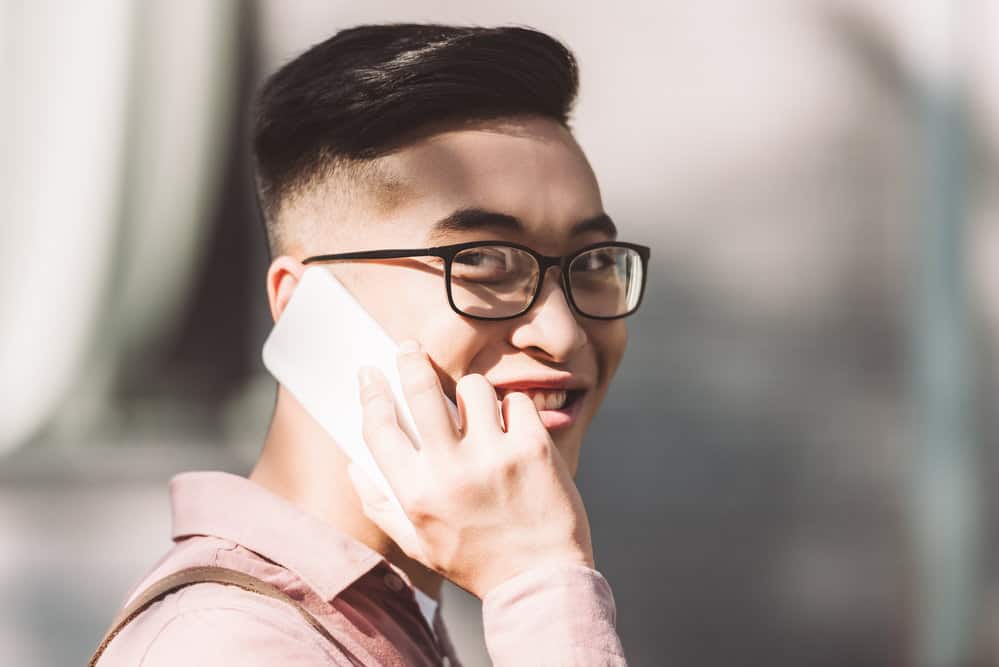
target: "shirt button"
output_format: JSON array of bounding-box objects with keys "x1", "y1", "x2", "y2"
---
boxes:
[{"x1": 383, "y1": 572, "x2": 405, "y2": 592}]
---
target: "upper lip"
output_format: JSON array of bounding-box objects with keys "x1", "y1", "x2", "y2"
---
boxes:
[{"x1": 489, "y1": 375, "x2": 592, "y2": 394}]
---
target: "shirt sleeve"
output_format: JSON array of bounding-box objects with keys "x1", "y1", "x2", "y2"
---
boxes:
[{"x1": 481, "y1": 563, "x2": 628, "y2": 666}]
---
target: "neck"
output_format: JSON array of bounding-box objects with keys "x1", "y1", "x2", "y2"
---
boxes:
[{"x1": 248, "y1": 387, "x2": 442, "y2": 599}]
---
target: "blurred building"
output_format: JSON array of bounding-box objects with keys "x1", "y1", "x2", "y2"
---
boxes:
[{"x1": 2, "y1": 1, "x2": 999, "y2": 665}]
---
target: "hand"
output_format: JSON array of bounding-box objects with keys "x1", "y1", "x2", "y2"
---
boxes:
[{"x1": 350, "y1": 339, "x2": 595, "y2": 599}]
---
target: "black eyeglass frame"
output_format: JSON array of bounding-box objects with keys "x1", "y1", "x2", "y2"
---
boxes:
[{"x1": 302, "y1": 239, "x2": 651, "y2": 321}]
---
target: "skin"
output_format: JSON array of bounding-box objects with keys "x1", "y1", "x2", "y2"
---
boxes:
[{"x1": 250, "y1": 114, "x2": 629, "y2": 599}]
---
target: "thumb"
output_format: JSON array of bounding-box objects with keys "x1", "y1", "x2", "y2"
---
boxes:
[{"x1": 346, "y1": 463, "x2": 423, "y2": 558}]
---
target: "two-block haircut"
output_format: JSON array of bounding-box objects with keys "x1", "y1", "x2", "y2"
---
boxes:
[{"x1": 251, "y1": 23, "x2": 580, "y2": 256}]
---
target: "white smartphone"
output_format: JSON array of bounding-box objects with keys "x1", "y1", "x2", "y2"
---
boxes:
[{"x1": 261, "y1": 265, "x2": 459, "y2": 519}]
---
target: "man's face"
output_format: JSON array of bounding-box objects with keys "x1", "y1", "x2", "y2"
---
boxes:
[{"x1": 275, "y1": 115, "x2": 628, "y2": 475}]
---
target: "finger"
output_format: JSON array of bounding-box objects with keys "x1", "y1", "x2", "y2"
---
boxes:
[
  {"x1": 358, "y1": 366, "x2": 419, "y2": 485},
  {"x1": 501, "y1": 390, "x2": 548, "y2": 437},
  {"x1": 455, "y1": 374, "x2": 504, "y2": 436},
  {"x1": 396, "y1": 340, "x2": 459, "y2": 449},
  {"x1": 346, "y1": 463, "x2": 423, "y2": 559}
]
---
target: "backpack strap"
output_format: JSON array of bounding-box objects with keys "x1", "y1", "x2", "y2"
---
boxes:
[{"x1": 89, "y1": 565, "x2": 362, "y2": 666}]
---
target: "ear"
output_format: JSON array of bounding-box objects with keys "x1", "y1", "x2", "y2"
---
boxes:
[{"x1": 266, "y1": 256, "x2": 306, "y2": 323}]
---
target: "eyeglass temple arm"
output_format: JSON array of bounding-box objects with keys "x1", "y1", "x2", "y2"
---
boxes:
[{"x1": 302, "y1": 248, "x2": 440, "y2": 264}]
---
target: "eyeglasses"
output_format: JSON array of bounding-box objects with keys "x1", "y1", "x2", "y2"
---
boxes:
[{"x1": 302, "y1": 239, "x2": 650, "y2": 321}]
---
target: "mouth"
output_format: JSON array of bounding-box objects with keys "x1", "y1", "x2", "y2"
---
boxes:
[{"x1": 493, "y1": 387, "x2": 587, "y2": 430}]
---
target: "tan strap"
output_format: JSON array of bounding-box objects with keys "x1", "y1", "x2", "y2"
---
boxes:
[{"x1": 89, "y1": 565, "x2": 362, "y2": 666}]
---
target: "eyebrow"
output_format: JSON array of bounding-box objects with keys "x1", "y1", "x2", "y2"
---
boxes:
[{"x1": 426, "y1": 207, "x2": 618, "y2": 244}]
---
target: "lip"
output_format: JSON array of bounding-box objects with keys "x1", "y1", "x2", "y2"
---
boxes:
[
  {"x1": 490, "y1": 375, "x2": 591, "y2": 392},
  {"x1": 490, "y1": 376, "x2": 591, "y2": 431}
]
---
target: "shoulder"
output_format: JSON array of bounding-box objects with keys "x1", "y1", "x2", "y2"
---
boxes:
[
  {"x1": 97, "y1": 537, "x2": 349, "y2": 666},
  {"x1": 98, "y1": 582, "x2": 344, "y2": 666}
]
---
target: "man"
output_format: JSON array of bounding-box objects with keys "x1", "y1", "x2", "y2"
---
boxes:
[{"x1": 92, "y1": 22, "x2": 647, "y2": 666}]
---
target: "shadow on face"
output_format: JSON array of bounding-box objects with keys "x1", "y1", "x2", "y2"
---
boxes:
[{"x1": 270, "y1": 115, "x2": 632, "y2": 475}]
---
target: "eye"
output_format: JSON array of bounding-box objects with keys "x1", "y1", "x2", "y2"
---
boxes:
[
  {"x1": 451, "y1": 246, "x2": 522, "y2": 284},
  {"x1": 576, "y1": 249, "x2": 616, "y2": 272},
  {"x1": 454, "y1": 248, "x2": 509, "y2": 268}
]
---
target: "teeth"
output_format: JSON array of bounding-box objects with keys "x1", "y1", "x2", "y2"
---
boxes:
[{"x1": 518, "y1": 389, "x2": 569, "y2": 411}]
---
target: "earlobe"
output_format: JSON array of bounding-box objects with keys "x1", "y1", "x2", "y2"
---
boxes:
[{"x1": 266, "y1": 256, "x2": 305, "y2": 323}]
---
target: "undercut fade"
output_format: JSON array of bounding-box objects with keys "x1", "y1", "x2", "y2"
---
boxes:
[{"x1": 251, "y1": 23, "x2": 580, "y2": 257}]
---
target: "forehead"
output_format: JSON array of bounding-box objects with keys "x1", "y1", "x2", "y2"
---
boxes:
[{"x1": 373, "y1": 116, "x2": 606, "y2": 249}]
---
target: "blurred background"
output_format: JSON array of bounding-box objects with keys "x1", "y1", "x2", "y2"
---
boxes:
[{"x1": 3, "y1": 1, "x2": 999, "y2": 665}]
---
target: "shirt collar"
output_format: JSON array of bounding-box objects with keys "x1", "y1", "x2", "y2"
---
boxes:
[{"x1": 169, "y1": 470, "x2": 385, "y2": 602}]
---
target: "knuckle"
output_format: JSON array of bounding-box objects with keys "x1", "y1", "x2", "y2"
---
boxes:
[
  {"x1": 518, "y1": 433, "x2": 552, "y2": 460},
  {"x1": 447, "y1": 474, "x2": 480, "y2": 502},
  {"x1": 359, "y1": 380, "x2": 384, "y2": 406},
  {"x1": 402, "y1": 490, "x2": 435, "y2": 524},
  {"x1": 418, "y1": 469, "x2": 476, "y2": 510},
  {"x1": 494, "y1": 451, "x2": 522, "y2": 480}
]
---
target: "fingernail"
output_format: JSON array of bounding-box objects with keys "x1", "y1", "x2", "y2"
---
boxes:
[
  {"x1": 358, "y1": 366, "x2": 375, "y2": 387},
  {"x1": 398, "y1": 339, "x2": 420, "y2": 354}
]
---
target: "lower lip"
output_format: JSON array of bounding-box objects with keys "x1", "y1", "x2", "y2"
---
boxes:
[{"x1": 535, "y1": 392, "x2": 585, "y2": 430}]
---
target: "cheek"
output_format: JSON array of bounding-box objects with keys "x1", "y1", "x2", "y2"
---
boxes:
[
  {"x1": 556, "y1": 322, "x2": 628, "y2": 475},
  {"x1": 339, "y1": 260, "x2": 447, "y2": 332},
  {"x1": 588, "y1": 321, "x2": 628, "y2": 389},
  {"x1": 382, "y1": 285, "x2": 498, "y2": 396},
  {"x1": 421, "y1": 319, "x2": 491, "y2": 398},
  {"x1": 334, "y1": 262, "x2": 500, "y2": 398}
]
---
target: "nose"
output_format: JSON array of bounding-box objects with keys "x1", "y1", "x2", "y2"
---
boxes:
[{"x1": 507, "y1": 266, "x2": 588, "y2": 362}]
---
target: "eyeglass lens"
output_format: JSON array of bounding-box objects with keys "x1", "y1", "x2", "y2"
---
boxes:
[{"x1": 449, "y1": 245, "x2": 643, "y2": 319}]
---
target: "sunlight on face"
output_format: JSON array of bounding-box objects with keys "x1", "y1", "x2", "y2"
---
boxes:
[{"x1": 300, "y1": 115, "x2": 629, "y2": 474}]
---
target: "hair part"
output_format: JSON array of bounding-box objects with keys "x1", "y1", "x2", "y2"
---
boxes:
[{"x1": 252, "y1": 23, "x2": 580, "y2": 257}]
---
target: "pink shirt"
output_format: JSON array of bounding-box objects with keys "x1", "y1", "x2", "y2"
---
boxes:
[{"x1": 95, "y1": 471, "x2": 627, "y2": 666}]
